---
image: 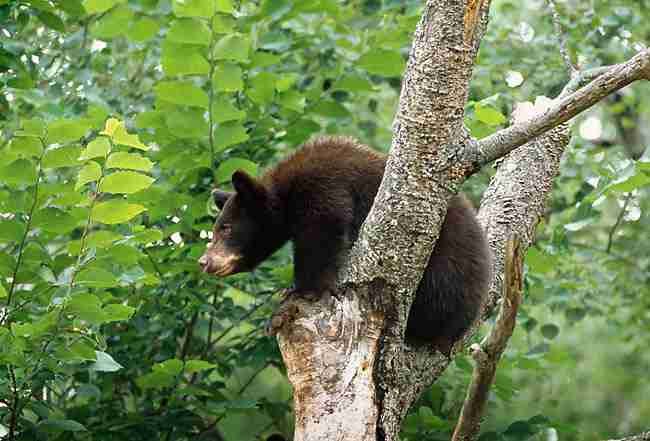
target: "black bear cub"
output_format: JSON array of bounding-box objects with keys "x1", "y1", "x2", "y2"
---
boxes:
[{"x1": 199, "y1": 136, "x2": 491, "y2": 353}]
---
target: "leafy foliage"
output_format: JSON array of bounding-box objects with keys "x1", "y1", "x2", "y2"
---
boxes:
[{"x1": 0, "y1": 0, "x2": 649, "y2": 440}]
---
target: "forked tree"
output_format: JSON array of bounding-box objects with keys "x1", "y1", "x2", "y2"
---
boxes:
[{"x1": 265, "y1": 1, "x2": 650, "y2": 440}]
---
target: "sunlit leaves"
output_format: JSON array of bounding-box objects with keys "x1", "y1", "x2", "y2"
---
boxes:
[
  {"x1": 43, "y1": 146, "x2": 83, "y2": 168},
  {"x1": 172, "y1": 0, "x2": 234, "y2": 17},
  {"x1": 106, "y1": 152, "x2": 154, "y2": 172},
  {"x1": 475, "y1": 104, "x2": 507, "y2": 126},
  {"x1": 167, "y1": 19, "x2": 211, "y2": 45},
  {"x1": 162, "y1": 42, "x2": 210, "y2": 76},
  {"x1": 80, "y1": 138, "x2": 111, "y2": 160},
  {"x1": 100, "y1": 171, "x2": 155, "y2": 194},
  {"x1": 91, "y1": 200, "x2": 146, "y2": 224},
  {"x1": 91, "y1": 4, "x2": 134, "y2": 39},
  {"x1": 155, "y1": 81, "x2": 209, "y2": 108},
  {"x1": 127, "y1": 17, "x2": 160, "y2": 42},
  {"x1": 83, "y1": 0, "x2": 127, "y2": 15},
  {"x1": 212, "y1": 63, "x2": 244, "y2": 92},
  {"x1": 213, "y1": 34, "x2": 250, "y2": 62},
  {"x1": 76, "y1": 161, "x2": 102, "y2": 190},
  {"x1": 47, "y1": 119, "x2": 92, "y2": 144},
  {"x1": 0, "y1": 159, "x2": 37, "y2": 186}
]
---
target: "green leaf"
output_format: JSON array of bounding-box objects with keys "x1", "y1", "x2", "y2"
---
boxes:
[
  {"x1": 153, "y1": 358, "x2": 184, "y2": 376},
  {"x1": 113, "y1": 123, "x2": 149, "y2": 150},
  {"x1": 137, "y1": 370, "x2": 175, "y2": 389},
  {"x1": 92, "y1": 200, "x2": 146, "y2": 224},
  {"x1": 172, "y1": 0, "x2": 234, "y2": 17},
  {"x1": 162, "y1": 41, "x2": 210, "y2": 76},
  {"x1": 8, "y1": 136, "x2": 43, "y2": 158},
  {"x1": 43, "y1": 146, "x2": 83, "y2": 168},
  {"x1": 32, "y1": 208, "x2": 79, "y2": 234},
  {"x1": 57, "y1": 341, "x2": 97, "y2": 362},
  {"x1": 67, "y1": 293, "x2": 106, "y2": 324},
  {"x1": 0, "y1": 159, "x2": 37, "y2": 186},
  {"x1": 90, "y1": 351, "x2": 123, "y2": 372},
  {"x1": 540, "y1": 323, "x2": 560, "y2": 340},
  {"x1": 211, "y1": 95, "x2": 246, "y2": 123},
  {"x1": 132, "y1": 229, "x2": 163, "y2": 244},
  {"x1": 19, "y1": 118, "x2": 46, "y2": 137},
  {"x1": 215, "y1": 158, "x2": 258, "y2": 183},
  {"x1": 357, "y1": 49, "x2": 405, "y2": 77},
  {"x1": 260, "y1": 0, "x2": 293, "y2": 21},
  {"x1": 38, "y1": 419, "x2": 87, "y2": 433},
  {"x1": 165, "y1": 108, "x2": 209, "y2": 139},
  {"x1": 250, "y1": 51, "x2": 281, "y2": 68},
  {"x1": 80, "y1": 137, "x2": 111, "y2": 160},
  {"x1": 475, "y1": 104, "x2": 507, "y2": 126},
  {"x1": 185, "y1": 360, "x2": 217, "y2": 373},
  {"x1": 214, "y1": 122, "x2": 249, "y2": 151},
  {"x1": 77, "y1": 267, "x2": 119, "y2": 288},
  {"x1": 213, "y1": 34, "x2": 250, "y2": 62},
  {"x1": 167, "y1": 18, "x2": 211, "y2": 45},
  {"x1": 106, "y1": 152, "x2": 153, "y2": 172},
  {"x1": 279, "y1": 90, "x2": 306, "y2": 112},
  {"x1": 100, "y1": 171, "x2": 155, "y2": 194},
  {"x1": 248, "y1": 72, "x2": 277, "y2": 105},
  {"x1": 0, "y1": 283, "x2": 6, "y2": 298},
  {"x1": 525, "y1": 248, "x2": 557, "y2": 274},
  {"x1": 155, "y1": 81, "x2": 209, "y2": 108},
  {"x1": 76, "y1": 161, "x2": 102, "y2": 190},
  {"x1": 606, "y1": 171, "x2": 650, "y2": 193},
  {"x1": 0, "y1": 220, "x2": 24, "y2": 242},
  {"x1": 312, "y1": 100, "x2": 351, "y2": 118},
  {"x1": 35, "y1": 11, "x2": 65, "y2": 32},
  {"x1": 333, "y1": 75, "x2": 376, "y2": 92},
  {"x1": 83, "y1": 0, "x2": 126, "y2": 14},
  {"x1": 47, "y1": 119, "x2": 92, "y2": 144},
  {"x1": 91, "y1": 5, "x2": 134, "y2": 39},
  {"x1": 213, "y1": 63, "x2": 244, "y2": 92},
  {"x1": 102, "y1": 304, "x2": 136, "y2": 322},
  {"x1": 127, "y1": 17, "x2": 160, "y2": 42}
]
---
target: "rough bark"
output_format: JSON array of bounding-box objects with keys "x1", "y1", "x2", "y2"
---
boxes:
[
  {"x1": 451, "y1": 238, "x2": 523, "y2": 441},
  {"x1": 606, "y1": 432, "x2": 650, "y2": 441},
  {"x1": 271, "y1": 1, "x2": 650, "y2": 440}
]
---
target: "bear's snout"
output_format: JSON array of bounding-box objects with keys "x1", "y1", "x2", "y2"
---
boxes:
[{"x1": 198, "y1": 248, "x2": 241, "y2": 276}]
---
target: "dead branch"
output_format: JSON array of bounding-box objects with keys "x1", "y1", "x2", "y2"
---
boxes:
[{"x1": 451, "y1": 237, "x2": 524, "y2": 441}]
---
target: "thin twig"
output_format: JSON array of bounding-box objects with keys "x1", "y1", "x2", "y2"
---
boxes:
[
  {"x1": 546, "y1": 0, "x2": 578, "y2": 76},
  {"x1": 606, "y1": 194, "x2": 632, "y2": 253},
  {"x1": 452, "y1": 237, "x2": 524, "y2": 441}
]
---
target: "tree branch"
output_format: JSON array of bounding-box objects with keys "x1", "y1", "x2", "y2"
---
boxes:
[
  {"x1": 473, "y1": 48, "x2": 650, "y2": 167},
  {"x1": 545, "y1": 0, "x2": 578, "y2": 75},
  {"x1": 451, "y1": 237, "x2": 523, "y2": 441},
  {"x1": 606, "y1": 432, "x2": 650, "y2": 441}
]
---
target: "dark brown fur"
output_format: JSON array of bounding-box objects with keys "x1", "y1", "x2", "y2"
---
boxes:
[{"x1": 200, "y1": 136, "x2": 491, "y2": 353}]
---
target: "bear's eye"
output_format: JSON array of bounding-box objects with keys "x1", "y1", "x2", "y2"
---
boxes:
[{"x1": 220, "y1": 224, "x2": 232, "y2": 235}]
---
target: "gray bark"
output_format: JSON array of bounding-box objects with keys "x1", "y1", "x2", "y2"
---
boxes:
[{"x1": 271, "y1": 1, "x2": 650, "y2": 440}]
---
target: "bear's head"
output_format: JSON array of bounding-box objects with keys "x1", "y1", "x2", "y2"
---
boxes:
[{"x1": 199, "y1": 170, "x2": 285, "y2": 276}]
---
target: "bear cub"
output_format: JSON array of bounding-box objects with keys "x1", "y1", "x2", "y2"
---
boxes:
[{"x1": 199, "y1": 136, "x2": 491, "y2": 353}]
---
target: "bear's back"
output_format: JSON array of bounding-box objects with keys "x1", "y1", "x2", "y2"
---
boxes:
[{"x1": 264, "y1": 136, "x2": 387, "y2": 235}]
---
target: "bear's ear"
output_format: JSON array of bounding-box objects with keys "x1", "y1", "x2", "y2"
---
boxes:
[
  {"x1": 232, "y1": 170, "x2": 267, "y2": 206},
  {"x1": 212, "y1": 189, "x2": 233, "y2": 210}
]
